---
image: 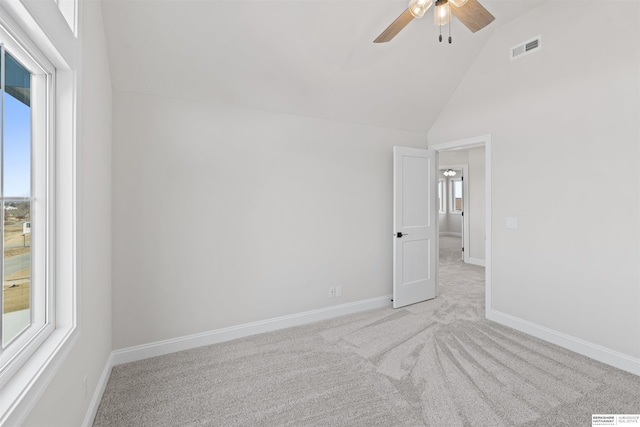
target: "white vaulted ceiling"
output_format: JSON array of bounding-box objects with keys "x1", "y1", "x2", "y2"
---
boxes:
[{"x1": 101, "y1": 0, "x2": 546, "y2": 132}]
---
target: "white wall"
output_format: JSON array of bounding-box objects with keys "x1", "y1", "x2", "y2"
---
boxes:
[
  {"x1": 429, "y1": 1, "x2": 640, "y2": 361},
  {"x1": 467, "y1": 147, "x2": 485, "y2": 263},
  {"x1": 111, "y1": 91, "x2": 427, "y2": 349},
  {"x1": 438, "y1": 151, "x2": 468, "y2": 164},
  {"x1": 23, "y1": 1, "x2": 113, "y2": 425}
]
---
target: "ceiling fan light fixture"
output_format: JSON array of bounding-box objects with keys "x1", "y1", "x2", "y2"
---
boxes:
[
  {"x1": 433, "y1": 1, "x2": 451, "y2": 26},
  {"x1": 449, "y1": 0, "x2": 468, "y2": 7},
  {"x1": 408, "y1": 0, "x2": 433, "y2": 18}
]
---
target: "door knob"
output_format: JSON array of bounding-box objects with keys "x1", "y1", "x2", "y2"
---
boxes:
[{"x1": 396, "y1": 232, "x2": 408, "y2": 238}]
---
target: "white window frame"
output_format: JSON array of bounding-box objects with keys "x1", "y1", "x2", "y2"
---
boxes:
[
  {"x1": 0, "y1": 1, "x2": 77, "y2": 424},
  {"x1": 0, "y1": 23, "x2": 54, "y2": 380}
]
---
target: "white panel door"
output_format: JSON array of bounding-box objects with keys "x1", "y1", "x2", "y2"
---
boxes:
[{"x1": 393, "y1": 146, "x2": 437, "y2": 308}]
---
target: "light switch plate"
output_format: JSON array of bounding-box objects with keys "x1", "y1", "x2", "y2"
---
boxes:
[{"x1": 506, "y1": 217, "x2": 518, "y2": 229}]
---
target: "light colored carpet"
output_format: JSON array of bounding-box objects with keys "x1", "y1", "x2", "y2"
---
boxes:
[{"x1": 94, "y1": 236, "x2": 640, "y2": 426}]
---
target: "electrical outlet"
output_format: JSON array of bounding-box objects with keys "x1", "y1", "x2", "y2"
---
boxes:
[
  {"x1": 328, "y1": 287, "x2": 335, "y2": 298},
  {"x1": 336, "y1": 286, "x2": 343, "y2": 297}
]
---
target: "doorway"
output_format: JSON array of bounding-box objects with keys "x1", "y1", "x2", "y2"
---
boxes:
[
  {"x1": 438, "y1": 165, "x2": 467, "y2": 262},
  {"x1": 430, "y1": 135, "x2": 492, "y2": 318}
]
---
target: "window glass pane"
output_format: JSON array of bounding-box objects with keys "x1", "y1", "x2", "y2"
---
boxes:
[
  {"x1": 2, "y1": 51, "x2": 32, "y2": 345},
  {"x1": 4, "y1": 53, "x2": 31, "y2": 197},
  {"x1": 5, "y1": 53, "x2": 31, "y2": 107},
  {"x1": 3, "y1": 201, "x2": 31, "y2": 345},
  {"x1": 454, "y1": 180, "x2": 462, "y2": 211}
]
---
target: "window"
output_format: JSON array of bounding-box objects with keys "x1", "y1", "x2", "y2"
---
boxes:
[
  {"x1": 0, "y1": 20, "x2": 52, "y2": 383},
  {"x1": 2, "y1": 50, "x2": 33, "y2": 345},
  {"x1": 449, "y1": 178, "x2": 463, "y2": 214},
  {"x1": 438, "y1": 179, "x2": 445, "y2": 214},
  {"x1": 0, "y1": 1, "x2": 77, "y2": 422}
]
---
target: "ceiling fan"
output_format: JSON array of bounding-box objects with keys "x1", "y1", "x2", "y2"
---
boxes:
[{"x1": 373, "y1": 0, "x2": 495, "y2": 43}]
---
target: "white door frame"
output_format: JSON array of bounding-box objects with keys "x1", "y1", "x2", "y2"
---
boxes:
[{"x1": 429, "y1": 134, "x2": 492, "y2": 318}]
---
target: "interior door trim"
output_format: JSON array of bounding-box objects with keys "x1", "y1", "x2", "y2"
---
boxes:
[{"x1": 429, "y1": 134, "x2": 492, "y2": 319}]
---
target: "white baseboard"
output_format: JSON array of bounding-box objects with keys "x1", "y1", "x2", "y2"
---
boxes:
[
  {"x1": 82, "y1": 353, "x2": 114, "y2": 427},
  {"x1": 467, "y1": 257, "x2": 485, "y2": 267},
  {"x1": 487, "y1": 309, "x2": 640, "y2": 376},
  {"x1": 111, "y1": 295, "x2": 392, "y2": 366},
  {"x1": 439, "y1": 232, "x2": 462, "y2": 237}
]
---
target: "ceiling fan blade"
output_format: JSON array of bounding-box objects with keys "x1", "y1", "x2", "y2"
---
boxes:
[
  {"x1": 373, "y1": 8, "x2": 415, "y2": 43},
  {"x1": 450, "y1": 0, "x2": 495, "y2": 33}
]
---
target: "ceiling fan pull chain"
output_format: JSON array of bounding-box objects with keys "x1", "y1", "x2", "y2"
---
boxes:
[
  {"x1": 439, "y1": 24, "x2": 442, "y2": 42},
  {"x1": 449, "y1": 20, "x2": 452, "y2": 43}
]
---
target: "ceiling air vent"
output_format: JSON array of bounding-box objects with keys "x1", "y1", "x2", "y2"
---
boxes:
[{"x1": 510, "y1": 36, "x2": 541, "y2": 61}]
